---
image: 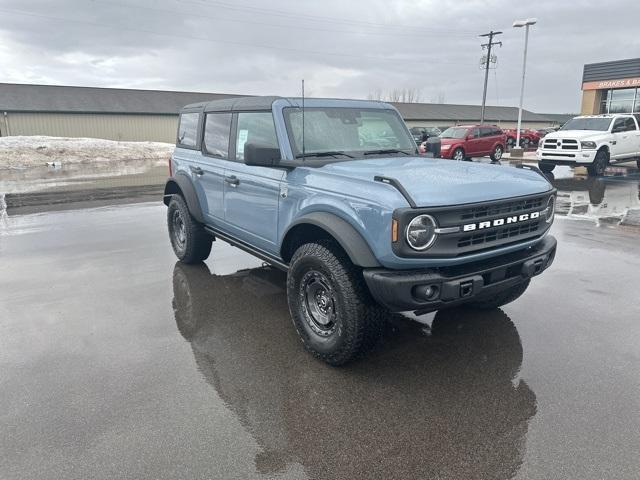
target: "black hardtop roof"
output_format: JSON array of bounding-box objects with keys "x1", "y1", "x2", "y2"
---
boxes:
[{"x1": 182, "y1": 96, "x2": 282, "y2": 112}]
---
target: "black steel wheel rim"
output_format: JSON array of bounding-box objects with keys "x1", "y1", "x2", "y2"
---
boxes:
[
  {"x1": 300, "y1": 270, "x2": 337, "y2": 337},
  {"x1": 172, "y1": 209, "x2": 186, "y2": 250}
]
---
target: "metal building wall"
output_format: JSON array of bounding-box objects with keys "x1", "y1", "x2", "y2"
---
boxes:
[{"x1": 2, "y1": 112, "x2": 178, "y2": 143}]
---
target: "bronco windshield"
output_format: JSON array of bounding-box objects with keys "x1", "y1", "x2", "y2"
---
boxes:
[
  {"x1": 439, "y1": 127, "x2": 469, "y2": 139},
  {"x1": 560, "y1": 118, "x2": 612, "y2": 131},
  {"x1": 284, "y1": 107, "x2": 417, "y2": 159}
]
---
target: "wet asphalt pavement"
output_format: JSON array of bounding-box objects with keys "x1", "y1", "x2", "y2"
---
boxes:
[{"x1": 1, "y1": 167, "x2": 640, "y2": 479}]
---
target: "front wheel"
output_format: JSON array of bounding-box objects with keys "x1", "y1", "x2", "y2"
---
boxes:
[
  {"x1": 490, "y1": 144, "x2": 504, "y2": 162},
  {"x1": 287, "y1": 240, "x2": 383, "y2": 366},
  {"x1": 452, "y1": 147, "x2": 465, "y2": 161},
  {"x1": 167, "y1": 195, "x2": 213, "y2": 264},
  {"x1": 587, "y1": 149, "x2": 608, "y2": 177},
  {"x1": 468, "y1": 280, "x2": 530, "y2": 310},
  {"x1": 539, "y1": 162, "x2": 555, "y2": 173}
]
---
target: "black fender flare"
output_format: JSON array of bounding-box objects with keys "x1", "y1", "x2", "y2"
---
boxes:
[
  {"x1": 163, "y1": 174, "x2": 205, "y2": 223},
  {"x1": 282, "y1": 212, "x2": 381, "y2": 268}
]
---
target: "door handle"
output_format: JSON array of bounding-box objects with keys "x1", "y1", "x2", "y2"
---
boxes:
[
  {"x1": 190, "y1": 166, "x2": 204, "y2": 176},
  {"x1": 225, "y1": 175, "x2": 240, "y2": 187}
]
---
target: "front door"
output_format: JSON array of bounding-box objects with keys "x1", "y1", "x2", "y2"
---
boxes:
[
  {"x1": 223, "y1": 111, "x2": 284, "y2": 254},
  {"x1": 465, "y1": 127, "x2": 482, "y2": 156}
]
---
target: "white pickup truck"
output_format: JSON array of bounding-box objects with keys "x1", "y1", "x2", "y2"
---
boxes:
[{"x1": 536, "y1": 114, "x2": 640, "y2": 176}]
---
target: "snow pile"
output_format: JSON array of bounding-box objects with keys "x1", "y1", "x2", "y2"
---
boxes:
[{"x1": 0, "y1": 136, "x2": 174, "y2": 169}]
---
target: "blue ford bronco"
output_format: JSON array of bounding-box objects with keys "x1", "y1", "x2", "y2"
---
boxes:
[{"x1": 164, "y1": 96, "x2": 557, "y2": 365}]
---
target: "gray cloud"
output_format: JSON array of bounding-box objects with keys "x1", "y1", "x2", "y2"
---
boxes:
[{"x1": 0, "y1": 0, "x2": 638, "y2": 113}]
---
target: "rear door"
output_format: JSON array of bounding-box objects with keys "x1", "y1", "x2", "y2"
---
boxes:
[
  {"x1": 197, "y1": 112, "x2": 232, "y2": 221},
  {"x1": 479, "y1": 127, "x2": 495, "y2": 155},
  {"x1": 223, "y1": 111, "x2": 285, "y2": 253},
  {"x1": 610, "y1": 117, "x2": 637, "y2": 160}
]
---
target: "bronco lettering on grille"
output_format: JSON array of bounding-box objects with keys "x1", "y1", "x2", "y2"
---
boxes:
[{"x1": 463, "y1": 211, "x2": 541, "y2": 232}]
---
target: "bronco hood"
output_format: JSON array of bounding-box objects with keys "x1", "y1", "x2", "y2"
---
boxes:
[{"x1": 315, "y1": 157, "x2": 552, "y2": 207}]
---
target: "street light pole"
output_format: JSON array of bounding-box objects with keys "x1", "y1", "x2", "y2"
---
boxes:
[{"x1": 512, "y1": 18, "x2": 537, "y2": 158}]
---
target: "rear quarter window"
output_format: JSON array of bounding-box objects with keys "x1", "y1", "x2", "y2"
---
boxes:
[{"x1": 177, "y1": 112, "x2": 200, "y2": 148}]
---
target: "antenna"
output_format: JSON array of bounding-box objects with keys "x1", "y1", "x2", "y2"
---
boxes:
[{"x1": 301, "y1": 79, "x2": 305, "y2": 161}]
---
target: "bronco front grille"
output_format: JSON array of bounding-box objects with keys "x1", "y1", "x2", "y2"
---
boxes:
[
  {"x1": 460, "y1": 196, "x2": 544, "y2": 220},
  {"x1": 457, "y1": 221, "x2": 541, "y2": 248}
]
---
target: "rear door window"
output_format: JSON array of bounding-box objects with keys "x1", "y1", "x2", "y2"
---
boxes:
[
  {"x1": 203, "y1": 113, "x2": 232, "y2": 158},
  {"x1": 177, "y1": 112, "x2": 200, "y2": 148},
  {"x1": 624, "y1": 117, "x2": 637, "y2": 130},
  {"x1": 235, "y1": 112, "x2": 279, "y2": 162},
  {"x1": 480, "y1": 127, "x2": 493, "y2": 137}
]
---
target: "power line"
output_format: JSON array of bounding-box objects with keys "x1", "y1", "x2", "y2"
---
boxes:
[
  {"x1": 91, "y1": 0, "x2": 475, "y2": 39},
  {"x1": 479, "y1": 30, "x2": 502, "y2": 123},
  {"x1": 0, "y1": 7, "x2": 475, "y2": 65},
  {"x1": 176, "y1": 0, "x2": 479, "y2": 34}
]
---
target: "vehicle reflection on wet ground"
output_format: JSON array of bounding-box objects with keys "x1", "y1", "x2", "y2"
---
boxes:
[
  {"x1": 173, "y1": 262, "x2": 535, "y2": 479},
  {"x1": 1, "y1": 190, "x2": 639, "y2": 479},
  {"x1": 543, "y1": 164, "x2": 640, "y2": 231}
]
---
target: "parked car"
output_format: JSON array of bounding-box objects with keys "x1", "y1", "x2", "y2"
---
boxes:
[
  {"x1": 504, "y1": 128, "x2": 540, "y2": 147},
  {"x1": 536, "y1": 114, "x2": 640, "y2": 176},
  {"x1": 164, "y1": 96, "x2": 557, "y2": 365},
  {"x1": 409, "y1": 126, "x2": 441, "y2": 145},
  {"x1": 437, "y1": 125, "x2": 506, "y2": 161},
  {"x1": 536, "y1": 127, "x2": 558, "y2": 138}
]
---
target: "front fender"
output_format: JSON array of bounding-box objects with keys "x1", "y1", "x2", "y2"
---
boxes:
[{"x1": 283, "y1": 212, "x2": 381, "y2": 268}]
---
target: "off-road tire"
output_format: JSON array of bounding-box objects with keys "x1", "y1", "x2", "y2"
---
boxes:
[
  {"x1": 587, "y1": 149, "x2": 608, "y2": 177},
  {"x1": 167, "y1": 195, "x2": 212, "y2": 264},
  {"x1": 539, "y1": 162, "x2": 555, "y2": 173},
  {"x1": 468, "y1": 279, "x2": 531, "y2": 310},
  {"x1": 452, "y1": 147, "x2": 465, "y2": 161},
  {"x1": 490, "y1": 144, "x2": 504, "y2": 162},
  {"x1": 287, "y1": 240, "x2": 384, "y2": 366}
]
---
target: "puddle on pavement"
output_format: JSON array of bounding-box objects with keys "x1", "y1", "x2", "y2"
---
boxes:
[{"x1": 542, "y1": 164, "x2": 640, "y2": 230}]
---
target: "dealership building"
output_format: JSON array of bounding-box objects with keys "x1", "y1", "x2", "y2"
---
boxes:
[
  {"x1": 581, "y1": 57, "x2": 640, "y2": 115},
  {"x1": 0, "y1": 83, "x2": 570, "y2": 143}
]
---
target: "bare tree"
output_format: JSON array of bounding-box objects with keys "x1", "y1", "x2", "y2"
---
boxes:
[{"x1": 367, "y1": 87, "x2": 422, "y2": 103}]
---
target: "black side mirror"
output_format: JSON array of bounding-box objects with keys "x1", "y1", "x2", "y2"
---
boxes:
[{"x1": 244, "y1": 143, "x2": 281, "y2": 167}]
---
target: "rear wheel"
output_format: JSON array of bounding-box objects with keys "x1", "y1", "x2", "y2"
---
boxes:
[
  {"x1": 539, "y1": 162, "x2": 555, "y2": 173},
  {"x1": 167, "y1": 195, "x2": 213, "y2": 263},
  {"x1": 507, "y1": 137, "x2": 515, "y2": 147},
  {"x1": 452, "y1": 147, "x2": 465, "y2": 161},
  {"x1": 520, "y1": 137, "x2": 530, "y2": 148},
  {"x1": 468, "y1": 280, "x2": 531, "y2": 310},
  {"x1": 490, "y1": 144, "x2": 504, "y2": 162},
  {"x1": 587, "y1": 149, "x2": 608, "y2": 177},
  {"x1": 287, "y1": 240, "x2": 384, "y2": 366}
]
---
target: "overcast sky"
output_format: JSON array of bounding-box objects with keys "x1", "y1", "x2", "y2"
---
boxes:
[{"x1": 0, "y1": 0, "x2": 638, "y2": 113}]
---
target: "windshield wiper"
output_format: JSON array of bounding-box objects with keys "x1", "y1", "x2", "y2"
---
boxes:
[
  {"x1": 295, "y1": 151, "x2": 354, "y2": 159},
  {"x1": 363, "y1": 149, "x2": 412, "y2": 156}
]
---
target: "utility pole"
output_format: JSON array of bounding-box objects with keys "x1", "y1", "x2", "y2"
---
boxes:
[{"x1": 479, "y1": 30, "x2": 502, "y2": 124}]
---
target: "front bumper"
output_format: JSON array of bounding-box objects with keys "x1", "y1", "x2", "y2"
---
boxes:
[
  {"x1": 536, "y1": 149, "x2": 597, "y2": 164},
  {"x1": 363, "y1": 235, "x2": 557, "y2": 313}
]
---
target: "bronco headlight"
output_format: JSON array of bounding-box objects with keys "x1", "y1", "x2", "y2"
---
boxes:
[
  {"x1": 406, "y1": 214, "x2": 437, "y2": 250},
  {"x1": 545, "y1": 195, "x2": 556, "y2": 224},
  {"x1": 581, "y1": 141, "x2": 597, "y2": 149}
]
